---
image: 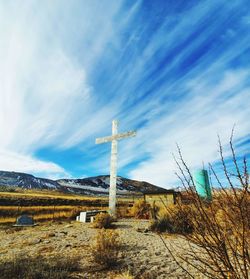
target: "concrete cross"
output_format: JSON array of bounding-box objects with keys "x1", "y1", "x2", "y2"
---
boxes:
[{"x1": 95, "y1": 120, "x2": 136, "y2": 217}]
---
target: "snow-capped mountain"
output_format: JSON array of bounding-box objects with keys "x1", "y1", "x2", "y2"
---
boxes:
[
  {"x1": 0, "y1": 170, "x2": 168, "y2": 196},
  {"x1": 0, "y1": 171, "x2": 60, "y2": 190}
]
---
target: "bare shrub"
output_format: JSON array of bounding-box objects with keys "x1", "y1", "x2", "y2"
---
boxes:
[
  {"x1": 91, "y1": 229, "x2": 121, "y2": 268},
  {"x1": 162, "y1": 133, "x2": 250, "y2": 279},
  {"x1": 130, "y1": 200, "x2": 151, "y2": 219},
  {"x1": 0, "y1": 254, "x2": 81, "y2": 279},
  {"x1": 149, "y1": 205, "x2": 194, "y2": 234},
  {"x1": 92, "y1": 212, "x2": 114, "y2": 229},
  {"x1": 116, "y1": 205, "x2": 133, "y2": 218},
  {"x1": 149, "y1": 214, "x2": 171, "y2": 232}
]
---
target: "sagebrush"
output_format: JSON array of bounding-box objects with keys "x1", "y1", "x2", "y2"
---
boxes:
[
  {"x1": 162, "y1": 134, "x2": 250, "y2": 279},
  {"x1": 91, "y1": 229, "x2": 121, "y2": 267},
  {"x1": 130, "y1": 200, "x2": 150, "y2": 219},
  {"x1": 92, "y1": 212, "x2": 114, "y2": 229},
  {"x1": 150, "y1": 205, "x2": 194, "y2": 234}
]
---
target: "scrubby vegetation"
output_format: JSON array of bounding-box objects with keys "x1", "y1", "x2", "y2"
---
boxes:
[
  {"x1": 150, "y1": 205, "x2": 193, "y2": 234},
  {"x1": 92, "y1": 212, "x2": 114, "y2": 228},
  {"x1": 160, "y1": 134, "x2": 250, "y2": 279},
  {"x1": 0, "y1": 205, "x2": 94, "y2": 224},
  {"x1": 0, "y1": 191, "x2": 134, "y2": 224},
  {"x1": 91, "y1": 229, "x2": 121, "y2": 268},
  {"x1": 130, "y1": 199, "x2": 151, "y2": 219},
  {"x1": 0, "y1": 254, "x2": 81, "y2": 279}
]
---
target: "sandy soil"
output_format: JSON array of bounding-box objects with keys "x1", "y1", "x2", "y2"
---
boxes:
[{"x1": 0, "y1": 219, "x2": 201, "y2": 279}]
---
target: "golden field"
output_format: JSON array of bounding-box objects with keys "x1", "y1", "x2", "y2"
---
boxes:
[{"x1": 0, "y1": 189, "x2": 134, "y2": 224}]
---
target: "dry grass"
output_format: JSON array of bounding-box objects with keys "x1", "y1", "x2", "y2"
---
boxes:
[
  {"x1": 92, "y1": 213, "x2": 114, "y2": 229},
  {"x1": 164, "y1": 136, "x2": 250, "y2": 279},
  {"x1": 91, "y1": 229, "x2": 121, "y2": 268},
  {"x1": 0, "y1": 205, "x2": 101, "y2": 224},
  {"x1": 0, "y1": 217, "x2": 16, "y2": 223},
  {"x1": 149, "y1": 204, "x2": 194, "y2": 234},
  {"x1": 116, "y1": 205, "x2": 134, "y2": 218},
  {"x1": 33, "y1": 211, "x2": 79, "y2": 222},
  {"x1": 0, "y1": 189, "x2": 135, "y2": 224},
  {"x1": 0, "y1": 191, "x2": 110, "y2": 207},
  {"x1": 0, "y1": 253, "x2": 81, "y2": 279},
  {"x1": 0, "y1": 205, "x2": 88, "y2": 215},
  {"x1": 130, "y1": 200, "x2": 151, "y2": 219},
  {"x1": 0, "y1": 188, "x2": 136, "y2": 202}
]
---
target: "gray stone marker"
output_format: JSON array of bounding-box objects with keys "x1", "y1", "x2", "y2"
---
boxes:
[
  {"x1": 14, "y1": 214, "x2": 35, "y2": 226},
  {"x1": 96, "y1": 120, "x2": 136, "y2": 217}
]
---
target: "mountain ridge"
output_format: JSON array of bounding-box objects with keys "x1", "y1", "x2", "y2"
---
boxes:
[{"x1": 0, "y1": 170, "x2": 171, "y2": 196}]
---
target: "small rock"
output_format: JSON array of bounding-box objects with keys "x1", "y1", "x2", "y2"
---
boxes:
[
  {"x1": 31, "y1": 239, "x2": 42, "y2": 245},
  {"x1": 64, "y1": 224, "x2": 73, "y2": 228},
  {"x1": 43, "y1": 240, "x2": 50, "y2": 244},
  {"x1": 47, "y1": 232, "x2": 55, "y2": 237}
]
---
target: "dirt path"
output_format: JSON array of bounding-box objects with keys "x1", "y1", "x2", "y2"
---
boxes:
[{"x1": 0, "y1": 219, "x2": 200, "y2": 278}]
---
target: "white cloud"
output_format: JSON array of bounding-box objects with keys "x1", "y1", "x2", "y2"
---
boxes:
[
  {"x1": 0, "y1": 1, "x2": 122, "y2": 177},
  {"x1": 0, "y1": 0, "x2": 249, "y2": 186},
  {"x1": 129, "y1": 69, "x2": 250, "y2": 186},
  {"x1": 0, "y1": 2, "x2": 91, "y2": 176},
  {"x1": 0, "y1": 149, "x2": 68, "y2": 179}
]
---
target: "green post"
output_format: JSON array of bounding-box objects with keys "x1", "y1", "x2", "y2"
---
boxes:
[{"x1": 193, "y1": 169, "x2": 212, "y2": 201}]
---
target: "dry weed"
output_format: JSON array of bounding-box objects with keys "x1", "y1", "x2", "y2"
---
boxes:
[
  {"x1": 92, "y1": 213, "x2": 114, "y2": 229},
  {"x1": 130, "y1": 200, "x2": 150, "y2": 219},
  {"x1": 163, "y1": 134, "x2": 250, "y2": 279},
  {"x1": 0, "y1": 254, "x2": 81, "y2": 279},
  {"x1": 91, "y1": 229, "x2": 121, "y2": 268}
]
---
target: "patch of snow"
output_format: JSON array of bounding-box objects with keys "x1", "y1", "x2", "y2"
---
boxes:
[
  {"x1": 102, "y1": 177, "x2": 110, "y2": 185},
  {"x1": 93, "y1": 179, "x2": 99, "y2": 184},
  {"x1": 43, "y1": 182, "x2": 56, "y2": 188},
  {"x1": 63, "y1": 183, "x2": 130, "y2": 193}
]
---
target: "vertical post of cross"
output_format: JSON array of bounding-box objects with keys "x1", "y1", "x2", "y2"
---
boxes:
[
  {"x1": 95, "y1": 120, "x2": 136, "y2": 218},
  {"x1": 109, "y1": 120, "x2": 118, "y2": 217}
]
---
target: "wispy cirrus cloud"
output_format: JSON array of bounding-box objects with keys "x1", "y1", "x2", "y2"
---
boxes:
[
  {"x1": 0, "y1": 1, "x2": 123, "y2": 177},
  {"x1": 88, "y1": 0, "x2": 250, "y2": 186},
  {"x1": 0, "y1": 0, "x2": 249, "y2": 184}
]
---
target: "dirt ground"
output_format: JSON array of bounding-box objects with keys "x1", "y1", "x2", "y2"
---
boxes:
[{"x1": 0, "y1": 219, "x2": 201, "y2": 279}]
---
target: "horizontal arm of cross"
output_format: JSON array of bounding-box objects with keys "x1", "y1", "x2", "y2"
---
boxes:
[{"x1": 95, "y1": 131, "x2": 136, "y2": 144}]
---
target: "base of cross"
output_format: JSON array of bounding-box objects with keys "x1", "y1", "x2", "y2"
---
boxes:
[
  {"x1": 76, "y1": 210, "x2": 107, "y2": 223},
  {"x1": 95, "y1": 120, "x2": 137, "y2": 223}
]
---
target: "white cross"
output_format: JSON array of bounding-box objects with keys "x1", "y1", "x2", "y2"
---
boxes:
[{"x1": 95, "y1": 120, "x2": 136, "y2": 217}]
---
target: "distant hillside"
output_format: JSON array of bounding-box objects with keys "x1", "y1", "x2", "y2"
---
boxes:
[
  {"x1": 0, "y1": 171, "x2": 169, "y2": 196},
  {"x1": 0, "y1": 171, "x2": 60, "y2": 190}
]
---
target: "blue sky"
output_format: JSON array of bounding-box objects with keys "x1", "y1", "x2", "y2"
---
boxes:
[{"x1": 0, "y1": 0, "x2": 250, "y2": 187}]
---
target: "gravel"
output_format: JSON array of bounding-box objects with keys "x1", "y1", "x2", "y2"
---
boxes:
[{"x1": 0, "y1": 219, "x2": 202, "y2": 278}]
